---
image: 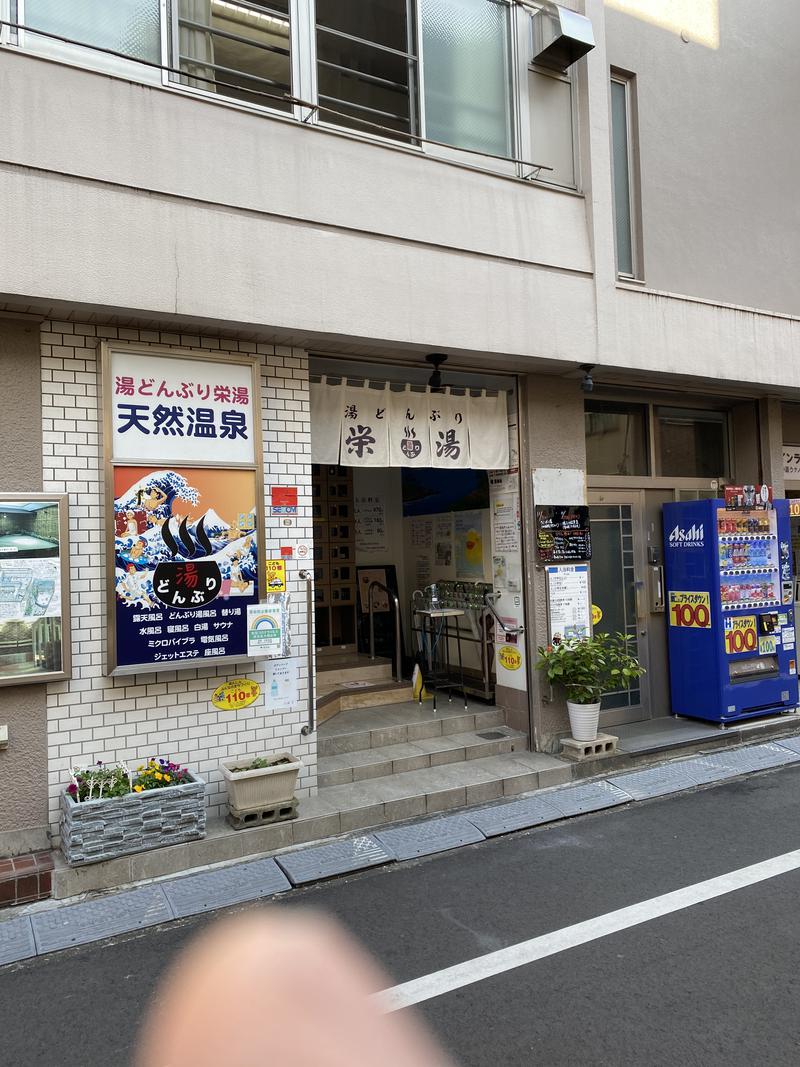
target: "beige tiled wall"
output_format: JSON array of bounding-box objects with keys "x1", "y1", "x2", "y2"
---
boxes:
[{"x1": 41, "y1": 323, "x2": 316, "y2": 833}]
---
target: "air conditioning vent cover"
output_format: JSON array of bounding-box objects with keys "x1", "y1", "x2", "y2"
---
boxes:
[{"x1": 531, "y1": 4, "x2": 595, "y2": 73}]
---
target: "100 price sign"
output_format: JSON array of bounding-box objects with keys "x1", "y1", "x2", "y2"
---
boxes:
[{"x1": 669, "y1": 591, "x2": 711, "y2": 629}]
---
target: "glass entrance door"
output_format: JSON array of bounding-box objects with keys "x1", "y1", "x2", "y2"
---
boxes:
[{"x1": 588, "y1": 490, "x2": 651, "y2": 726}]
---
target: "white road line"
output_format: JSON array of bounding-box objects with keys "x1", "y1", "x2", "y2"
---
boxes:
[{"x1": 375, "y1": 847, "x2": 800, "y2": 1012}]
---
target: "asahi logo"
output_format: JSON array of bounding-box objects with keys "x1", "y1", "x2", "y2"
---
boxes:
[{"x1": 669, "y1": 523, "x2": 705, "y2": 547}]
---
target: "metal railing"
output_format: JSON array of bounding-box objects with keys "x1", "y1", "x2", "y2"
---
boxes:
[
  {"x1": 368, "y1": 580, "x2": 402, "y2": 682},
  {"x1": 298, "y1": 569, "x2": 315, "y2": 736},
  {"x1": 483, "y1": 592, "x2": 525, "y2": 637}
]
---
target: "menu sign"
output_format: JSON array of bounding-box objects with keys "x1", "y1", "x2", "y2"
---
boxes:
[{"x1": 536, "y1": 506, "x2": 591, "y2": 563}]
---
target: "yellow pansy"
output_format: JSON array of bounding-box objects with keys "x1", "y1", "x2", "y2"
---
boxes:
[{"x1": 134, "y1": 785, "x2": 143, "y2": 793}]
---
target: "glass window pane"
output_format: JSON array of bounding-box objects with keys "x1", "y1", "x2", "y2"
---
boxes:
[
  {"x1": 23, "y1": 0, "x2": 161, "y2": 62},
  {"x1": 316, "y1": 0, "x2": 410, "y2": 53},
  {"x1": 177, "y1": 0, "x2": 292, "y2": 111},
  {"x1": 585, "y1": 401, "x2": 649, "y2": 476},
  {"x1": 420, "y1": 0, "x2": 513, "y2": 157},
  {"x1": 529, "y1": 70, "x2": 574, "y2": 187},
  {"x1": 610, "y1": 78, "x2": 633, "y2": 275},
  {"x1": 656, "y1": 407, "x2": 729, "y2": 478},
  {"x1": 316, "y1": 0, "x2": 415, "y2": 140}
]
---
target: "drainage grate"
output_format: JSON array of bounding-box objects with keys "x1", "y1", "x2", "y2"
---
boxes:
[
  {"x1": 162, "y1": 857, "x2": 291, "y2": 919},
  {"x1": 476, "y1": 730, "x2": 508, "y2": 741},
  {"x1": 31, "y1": 885, "x2": 172, "y2": 954},
  {"x1": 375, "y1": 815, "x2": 484, "y2": 861},
  {"x1": 276, "y1": 835, "x2": 394, "y2": 886},
  {"x1": 0, "y1": 916, "x2": 36, "y2": 967}
]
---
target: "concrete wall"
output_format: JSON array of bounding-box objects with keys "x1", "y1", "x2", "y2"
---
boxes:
[
  {"x1": 605, "y1": 0, "x2": 800, "y2": 317},
  {"x1": 0, "y1": 319, "x2": 49, "y2": 855},
  {"x1": 519, "y1": 375, "x2": 588, "y2": 752}
]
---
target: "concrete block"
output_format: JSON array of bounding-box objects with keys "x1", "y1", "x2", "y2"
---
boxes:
[{"x1": 560, "y1": 733, "x2": 619, "y2": 762}]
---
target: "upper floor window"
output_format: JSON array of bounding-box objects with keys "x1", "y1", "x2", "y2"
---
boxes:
[
  {"x1": 16, "y1": 0, "x2": 161, "y2": 62},
  {"x1": 610, "y1": 71, "x2": 640, "y2": 277},
  {"x1": 8, "y1": 0, "x2": 587, "y2": 180},
  {"x1": 174, "y1": 0, "x2": 292, "y2": 112},
  {"x1": 419, "y1": 0, "x2": 513, "y2": 158},
  {"x1": 315, "y1": 0, "x2": 418, "y2": 141}
]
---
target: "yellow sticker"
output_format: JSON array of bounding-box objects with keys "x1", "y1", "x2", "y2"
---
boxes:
[
  {"x1": 591, "y1": 604, "x2": 603, "y2": 626},
  {"x1": 668, "y1": 591, "x2": 711, "y2": 628},
  {"x1": 724, "y1": 615, "x2": 757, "y2": 655},
  {"x1": 212, "y1": 678, "x2": 261, "y2": 712},
  {"x1": 264, "y1": 559, "x2": 287, "y2": 592},
  {"x1": 498, "y1": 645, "x2": 522, "y2": 671}
]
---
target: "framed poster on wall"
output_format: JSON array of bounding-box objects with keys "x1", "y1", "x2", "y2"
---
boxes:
[
  {"x1": 0, "y1": 493, "x2": 71, "y2": 686},
  {"x1": 102, "y1": 345, "x2": 266, "y2": 675}
]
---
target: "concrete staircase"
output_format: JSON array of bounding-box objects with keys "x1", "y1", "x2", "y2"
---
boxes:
[
  {"x1": 316, "y1": 653, "x2": 413, "y2": 724},
  {"x1": 303, "y1": 700, "x2": 571, "y2": 835}
]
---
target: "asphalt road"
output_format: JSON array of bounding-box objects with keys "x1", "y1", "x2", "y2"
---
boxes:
[{"x1": 4, "y1": 765, "x2": 800, "y2": 1066}]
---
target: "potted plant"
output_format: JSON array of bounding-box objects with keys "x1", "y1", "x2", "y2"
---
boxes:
[
  {"x1": 221, "y1": 752, "x2": 302, "y2": 822},
  {"x1": 60, "y1": 758, "x2": 205, "y2": 866},
  {"x1": 536, "y1": 632, "x2": 645, "y2": 742}
]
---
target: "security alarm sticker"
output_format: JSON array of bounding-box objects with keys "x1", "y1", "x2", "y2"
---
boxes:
[{"x1": 264, "y1": 559, "x2": 287, "y2": 592}]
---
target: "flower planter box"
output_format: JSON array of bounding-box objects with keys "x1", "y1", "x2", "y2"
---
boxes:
[
  {"x1": 60, "y1": 773, "x2": 206, "y2": 866},
  {"x1": 221, "y1": 753, "x2": 302, "y2": 815}
]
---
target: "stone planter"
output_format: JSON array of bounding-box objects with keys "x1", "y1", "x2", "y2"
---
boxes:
[
  {"x1": 60, "y1": 773, "x2": 206, "y2": 866},
  {"x1": 566, "y1": 700, "x2": 601, "y2": 742},
  {"x1": 221, "y1": 753, "x2": 302, "y2": 815}
]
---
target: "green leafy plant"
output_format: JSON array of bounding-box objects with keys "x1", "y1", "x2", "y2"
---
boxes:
[
  {"x1": 536, "y1": 632, "x2": 645, "y2": 705},
  {"x1": 67, "y1": 757, "x2": 190, "y2": 802}
]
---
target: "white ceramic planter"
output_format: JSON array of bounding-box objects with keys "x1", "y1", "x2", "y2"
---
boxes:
[
  {"x1": 221, "y1": 752, "x2": 302, "y2": 814},
  {"x1": 567, "y1": 700, "x2": 601, "y2": 742}
]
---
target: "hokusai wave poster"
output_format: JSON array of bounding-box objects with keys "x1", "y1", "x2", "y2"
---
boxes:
[{"x1": 113, "y1": 466, "x2": 260, "y2": 669}]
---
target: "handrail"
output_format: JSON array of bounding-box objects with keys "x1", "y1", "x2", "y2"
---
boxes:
[
  {"x1": 483, "y1": 592, "x2": 525, "y2": 637},
  {"x1": 298, "y1": 570, "x2": 315, "y2": 736},
  {"x1": 368, "y1": 580, "x2": 402, "y2": 683}
]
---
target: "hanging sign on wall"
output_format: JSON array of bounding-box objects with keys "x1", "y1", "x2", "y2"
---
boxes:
[
  {"x1": 536, "y1": 506, "x2": 592, "y2": 563},
  {"x1": 104, "y1": 346, "x2": 266, "y2": 675},
  {"x1": 310, "y1": 379, "x2": 510, "y2": 471}
]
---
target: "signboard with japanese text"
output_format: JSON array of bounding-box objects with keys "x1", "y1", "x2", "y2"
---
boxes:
[
  {"x1": 536, "y1": 506, "x2": 592, "y2": 563},
  {"x1": 264, "y1": 559, "x2": 287, "y2": 592},
  {"x1": 246, "y1": 598, "x2": 290, "y2": 658},
  {"x1": 110, "y1": 350, "x2": 256, "y2": 465},
  {"x1": 784, "y1": 447, "x2": 800, "y2": 480},
  {"x1": 724, "y1": 615, "x2": 758, "y2": 656},
  {"x1": 546, "y1": 563, "x2": 591, "y2": 642},
  {"x1": 668, "y1": 591, "x2": 711, "y2": 629},
  {"x1": 103, "y1": 346, "x2": 265, "y2": 675},
  {"x1": 0, "y1": 494, "x2": 71, "y2": 686}
]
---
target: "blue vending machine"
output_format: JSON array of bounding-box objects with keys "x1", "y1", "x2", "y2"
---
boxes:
[{"x1": 664, "y1": 498, "x2": 798, "y2": 723}]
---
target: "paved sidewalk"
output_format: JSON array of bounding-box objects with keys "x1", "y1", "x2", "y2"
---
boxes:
[{"x1": 2, "y1": 735, "x2": 800, "y2": 968}]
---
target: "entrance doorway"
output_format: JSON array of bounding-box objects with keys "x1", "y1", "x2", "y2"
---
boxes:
[{"x1": 588, "y1": 490, "x2": 651, "y2": 726}]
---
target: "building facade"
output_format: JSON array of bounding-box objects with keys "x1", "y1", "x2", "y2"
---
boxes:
[{"x1": 1, "y1": 0, "x2": 800, "y2": 859}]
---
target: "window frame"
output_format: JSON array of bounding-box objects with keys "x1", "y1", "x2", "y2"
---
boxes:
[
  {"x1": 11, "y1": 0, "x2": 166, "y2": 84},
  {"x1": 609, "y1": 68, "x2": 642, "y2": 280},
  {"x1": 526, "y1": 61, "x2": 579, "y2": 190}
]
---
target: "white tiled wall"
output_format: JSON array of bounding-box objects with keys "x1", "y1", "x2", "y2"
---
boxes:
[{"x1": 41, "y1": 323, "x2": 315, "y2": 832}]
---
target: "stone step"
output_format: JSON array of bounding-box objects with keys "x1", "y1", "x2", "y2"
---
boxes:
[
  {"x1": 318, "y1": 726, "x2": 528, "y2": 787},
  {"x1": 306, "y1": 750, "x2": 574, "y2": 836},
  {"x1": 318, "y1": 700, "x2": 505, "y2": 757},
  {"x1": 316, "y1": 658, "x2": 393, "y2": 688},
  {"x1": 316, "y1": 683, "x2": 414, "y2": 725}
]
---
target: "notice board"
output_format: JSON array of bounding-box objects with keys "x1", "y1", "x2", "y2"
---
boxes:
[{"x1": 536, "y1": 506, "x2": 591, "y2": 563}]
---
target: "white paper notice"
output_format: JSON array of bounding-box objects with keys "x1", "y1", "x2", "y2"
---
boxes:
[
  {"x1": 546, "y1": 564, "x2": 591, "y2": 642},
  {"x1": 263, "y1": 658, "x2": 299, "y2": 710}
]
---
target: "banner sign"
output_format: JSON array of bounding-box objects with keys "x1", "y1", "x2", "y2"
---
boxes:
[
  {"x1": 536, "y1": 506, "x2": 592, "y2": 562},
  {"x1": 105, "y1": 347, "x2": 265, "y2": 675},
  {"x1": 310, "y1": 380, "x2": 510, "y2": 471},
  {"x1": 110, "y1": 351, "x2": 256, "y2": 465},
  {"x1": 0, "y1": 495, "x2": 70, "y2": 686}
]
